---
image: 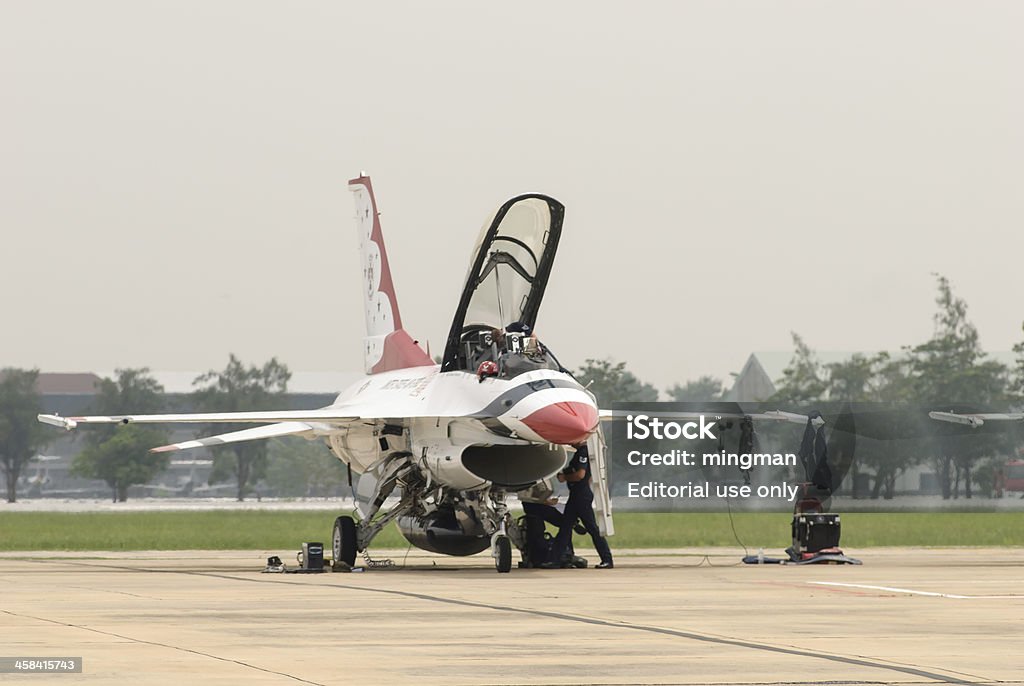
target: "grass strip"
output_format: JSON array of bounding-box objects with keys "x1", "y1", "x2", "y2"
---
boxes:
[{"x1": 2, "y1": 511, "x2": 1022, "y2": 551}]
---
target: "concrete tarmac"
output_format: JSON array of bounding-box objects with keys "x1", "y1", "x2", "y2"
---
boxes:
[{"x1": 1, "y1": 547, "x2": 1021, "y2": 685}]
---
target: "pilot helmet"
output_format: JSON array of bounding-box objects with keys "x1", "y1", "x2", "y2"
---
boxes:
[
  {"x1": 506, "y1": 321, "x2": 532, "y2": 336},
  {"x1": 476, "y1": 360, "x2": 499, "y2": 381}
]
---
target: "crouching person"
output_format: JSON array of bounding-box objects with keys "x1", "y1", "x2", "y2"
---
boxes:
[{"x1": 518, "y1": 481, "x2": 586, "y2": 568}]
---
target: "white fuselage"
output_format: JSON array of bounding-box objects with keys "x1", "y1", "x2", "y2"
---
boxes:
[{"x1": 322, "y1": 365, "x2": 598, "y2": 491}]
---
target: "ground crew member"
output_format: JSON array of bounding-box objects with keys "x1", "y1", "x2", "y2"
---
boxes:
[
  {"x1": 519, "y1": 481, "x2": 588, "y2": 568},
  {"x1": 521, "y1": 498, "x2": 562, "y2": 566},
  {"x1": 517, "y1": 481, "x2": 562, "y2": 566},
  {"x1": 543, "y1": 443, "x2": 613, "y2": 569}
]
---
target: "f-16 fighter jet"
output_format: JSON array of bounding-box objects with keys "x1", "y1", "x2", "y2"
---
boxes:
[{"x1": 40, "y1": 176, "x2": 613, "y2": 573}]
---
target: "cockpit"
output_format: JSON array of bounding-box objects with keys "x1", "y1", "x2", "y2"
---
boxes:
[
  {"x1": 455, "y1": 325, "x2": 561, "y2": 379},
  {"x1": 441, "y1": 193, "x2": 566, "y2": 375}
]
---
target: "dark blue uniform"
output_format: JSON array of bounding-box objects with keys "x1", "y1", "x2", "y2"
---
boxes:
[
  {"x1": 522, "y1": 500, "x2": 564, "y2": 566},
  {"x1": 547, "y1": 445, "x2": 613, "y2": 566}
]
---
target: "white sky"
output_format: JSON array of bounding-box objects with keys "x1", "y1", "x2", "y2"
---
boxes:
[{"x1": 2, "y1": 1, "x2": 1021, "y2": 392}]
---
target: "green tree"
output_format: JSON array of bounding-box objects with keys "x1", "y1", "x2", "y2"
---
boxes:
[
  {"x1": 73, "y1": 426, "x2": 170, "y2": 502},
  {"x1": 909, "y1": 275, "x2": 1007, "y2": 407},
  {"x1": 71, "y1": 368, "x2": 170, "y2": 502},
  {"x1": 824, "y1": 353, "x2": 889, "y2": 402},
  {"x1": 1010, "y1": 325, "x2": 1024, "y2": 405},
  {"x1": 574, "y1": 358, "x2": 658, "y2": 407},
  {"x1": 870, "y1": 355, "x2": 932, "y2": 499},
  {"x1": 192, "y1": 355, "x2": 291, "y2": 501},
  {"x1": 0, "y1": 369, "x2": 48, "y2": 503},
  {"x1": 786, "y1": 346, "x2": 924, "y2": 500},
  {"x1": 264, "y1": 437, "x2": 348, "y2": 497},
  {"x1": 908, "y1": 275, "x2": 1009, "y2": 499},
  {"x1": 770, "y1": 333, "x2": 827, "y2": 404},
  {"x1": 667, "y1": 376, "x2": 724, "y2": 402}
]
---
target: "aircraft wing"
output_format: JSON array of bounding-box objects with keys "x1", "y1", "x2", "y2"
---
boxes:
[
  {"x1": 38, "y1": 409, "x2": 361, "y2": 430},
  {"x1": 929, "y1": 411, "x2": 1024, "y2": 428},
  {"x1": 150, "y1": 421, "x2": 317, "y2": 453}
]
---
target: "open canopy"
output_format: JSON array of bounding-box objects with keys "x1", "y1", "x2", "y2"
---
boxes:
[{"x1": 441, "y1": 194, "x2": 564, "y2": 372}]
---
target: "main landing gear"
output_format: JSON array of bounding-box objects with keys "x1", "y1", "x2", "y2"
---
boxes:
[{"x1": 332, "y1": 516, "x2": 358, "y2": 568}]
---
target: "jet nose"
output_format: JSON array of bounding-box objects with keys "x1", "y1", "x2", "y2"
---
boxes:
[{"x1": 520, "y1": 400, "x2": 599, "y2": 445}]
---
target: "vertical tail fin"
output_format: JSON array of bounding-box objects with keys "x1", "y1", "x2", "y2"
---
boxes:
[{"x1": 348, "y1": 175, "x2": 435, "y2": 374}]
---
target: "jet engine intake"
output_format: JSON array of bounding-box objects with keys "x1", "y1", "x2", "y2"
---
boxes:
[{"x1": 461, "y1": 443, "x2": 567, "y2": 490}]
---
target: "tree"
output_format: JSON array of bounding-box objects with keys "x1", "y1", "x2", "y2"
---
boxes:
[
  {"x1": 784, "y1": 345, "x2": 922, "y2": 500},
  {"x1": 667, "y1": 376, "x2": 724, "y2": 402},
  {"x1": 264, "y1": 437, "x2": 349, "y2": 497},
  {"x1": 73, "y1": 426, "x2": 170, "y2": 502},
  {"x1": 0, "y1": 369, "x2": 48, "y2": 503},
  {"x1": 824, "y1": 353, "x2": 889, "y2": 403},
  {"x1": 1010, "y1": 325, "x2": 1024, "y2": 405},
  {"x1": 907, "y1": 275, "x2": 1009, "y2": 499},
  {"x1": 574, "y1": 358, "x2": 658, "y2": 407},
  {"x1": 192, "y1": 355, "x2": 291, "y2": 501},
  {"x1": 70, "y1": 368, "x2": 170, "y2": 502},
  {"x1": 909, "y1": 275, "x2": 1007, "y2": 407},
  {"x1": 771, "y1": 333, "x2": 827, "y2": 404},
  {"x1": 865, "y1": 355, "x2": 929, "y2": 499}
]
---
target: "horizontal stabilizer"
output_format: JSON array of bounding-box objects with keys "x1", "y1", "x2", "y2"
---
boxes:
[{"x1": 151, "y1": 421, "x2": 315, "y2": 453}]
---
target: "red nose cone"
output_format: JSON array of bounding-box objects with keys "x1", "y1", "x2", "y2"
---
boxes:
[{"x1": 521, "y1": 401, "x2": 599, "y2": 445}]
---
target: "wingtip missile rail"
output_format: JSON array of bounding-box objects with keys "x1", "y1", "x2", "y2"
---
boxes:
[{"x1": 38, "y1": 414, "x2": 78, "y2": 430}]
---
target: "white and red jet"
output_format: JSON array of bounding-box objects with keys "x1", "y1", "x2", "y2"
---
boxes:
[{"x1": 39, "y1": 175, "x2": 612, "y2": 572}]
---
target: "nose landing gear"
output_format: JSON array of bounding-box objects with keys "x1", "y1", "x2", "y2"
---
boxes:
[{"x1": 493, "y1": 534, "x2": 512, "y2": 573}]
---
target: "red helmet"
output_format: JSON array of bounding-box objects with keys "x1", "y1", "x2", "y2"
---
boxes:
[{"x1": 477, "y1": 360, "x2": 499, "y2": 380}]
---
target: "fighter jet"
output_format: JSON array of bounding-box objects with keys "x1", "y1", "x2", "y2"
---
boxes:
[{"x1": 39, "y1": 175, "x2": 612, "y2": 572}]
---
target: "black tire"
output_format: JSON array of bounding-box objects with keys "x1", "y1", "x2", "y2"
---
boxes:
[
  {"x1": 332, "y1": 516, "x2": 358, "y2": 567},
  {"x1": 495, "y1": 535, "x2": 512, "y2": 574}
]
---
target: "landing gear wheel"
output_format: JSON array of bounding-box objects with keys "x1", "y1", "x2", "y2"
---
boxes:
[
  {"x1": 332, "y1": 516, "x2": 357, "y2": 569},
  {"x1": 494, "y1": 535, "x2": 512, "y2": 574}
]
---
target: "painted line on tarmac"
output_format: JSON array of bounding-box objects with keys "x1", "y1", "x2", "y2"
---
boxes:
[
  {"x1": 180, "y1": 568, "x2": 986, "y2": 685},
  {"x1": 810, "y1": 582, "x2": 1023, "y2": 599},
  {"x1": 33, "y1": 559, "x2": 994, "y2": 685},
  {"x1": 0, "y1": 608, "x2": 325, "y2": 685}
]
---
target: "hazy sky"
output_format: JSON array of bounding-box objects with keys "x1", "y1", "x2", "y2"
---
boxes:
[{"x1": 2, "y1": 2, "x2": 1021, "y2": 392}]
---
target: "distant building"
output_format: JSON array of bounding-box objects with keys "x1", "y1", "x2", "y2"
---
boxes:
[
  {"x1": 0, "y1": 371, "x2": 102, "y2": 395},
  {"x1": 34, "y1": 372, "x2": 102, "y2": 395},
  {"x1": 721, "y1": 355, "x2": 775, "y2": 402}
]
